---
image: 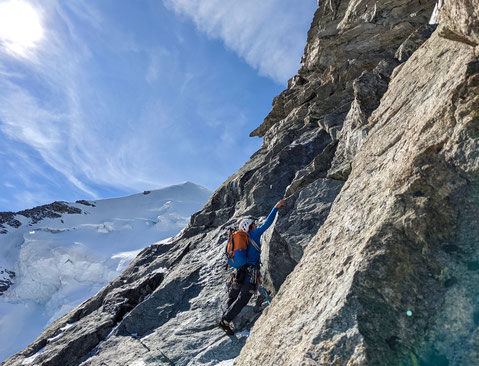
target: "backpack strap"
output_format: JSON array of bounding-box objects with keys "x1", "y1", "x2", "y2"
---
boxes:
[
  {"x1": 249, "y1": 237, "x2": 260, "y2": 253},
  {"x1": 225, "y1": 231, "x2": 235, "y2": 259}
]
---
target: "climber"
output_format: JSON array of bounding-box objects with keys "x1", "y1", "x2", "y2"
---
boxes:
[{"x1": 219, "y1": 199, "x2": 286, "y2": 335}]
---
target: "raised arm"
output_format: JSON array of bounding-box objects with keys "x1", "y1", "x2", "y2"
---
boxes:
[{"x1": 254, "y1": 200, "x2": 285, "y2": 236}]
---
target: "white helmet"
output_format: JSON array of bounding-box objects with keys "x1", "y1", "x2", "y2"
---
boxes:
[{"x1": 239, "y1": 218, "x2": 254, "y2": 232}]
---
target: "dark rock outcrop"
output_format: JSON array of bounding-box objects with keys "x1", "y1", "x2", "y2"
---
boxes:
[
  {"x1": 17, "y1": 201, "x2": 82, "y2": 224},
  {"x1": 0, "y1": 269, "x2": 15, "y2": 295},
  {"x1": 75, "y1": 200, "x2": 96, "y2": 207},
  {"x1": 0, "y1": 202, "x2": 82, "y2": 234},
  {"x1": 0, "y1": 212, "x2": 21, "y2": 232},
  {"x1": 3, "y1": 0, "x2": 478, "y2": 365}
]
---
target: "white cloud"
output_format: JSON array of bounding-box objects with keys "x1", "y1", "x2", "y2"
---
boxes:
[{"x1": 162, "y1": 0, "x2": 316, "y2": 84}]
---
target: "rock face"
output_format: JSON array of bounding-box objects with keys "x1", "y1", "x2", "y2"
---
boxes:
[
  {"x1": 237, "y1": 1, "x2": 479, "y2": 365},
  {"x1": 438, "y1": 0, "x2": 479, "y2": 46},
  {"x1": 3, "y1": 0, "x2": 478, "y2": 365}
]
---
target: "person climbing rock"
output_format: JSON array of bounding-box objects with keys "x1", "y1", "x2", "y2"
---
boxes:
[{"x1": 219, "y1": 199, "x2": 286, "y2": 335}]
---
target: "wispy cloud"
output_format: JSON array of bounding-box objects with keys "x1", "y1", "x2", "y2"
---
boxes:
[
  {"x1": 14, "y1": 190, "x2": 56, "y2": 210},
  {"x1": 0, "y1": 1, "x2": 108, "y2": 199},
  {"x1": 0, "y1": 0, "x2": 309, "y2": 210},
  {"x1": 162, "y1": 0, "x2": 316, "y2": 84},
  {"x1": 0, "y1": 58, "x2": 97, "y2": 197},
  {"x1": 145, "y1": 47, "x2": 177, "y2": 85}
]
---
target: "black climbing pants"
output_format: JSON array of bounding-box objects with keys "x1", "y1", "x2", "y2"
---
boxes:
[{"x1": 222, "y1": 268, "x2": 257, "y2": 322}]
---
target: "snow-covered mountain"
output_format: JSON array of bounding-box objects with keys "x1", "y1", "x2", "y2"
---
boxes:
[{"x1": 0, "y1": 182, "x2": 211, "y2": 361}]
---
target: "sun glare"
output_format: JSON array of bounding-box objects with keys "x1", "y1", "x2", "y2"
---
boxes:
[{"x1": 0, "y1": 0, "x2": 44, "y2": 57}]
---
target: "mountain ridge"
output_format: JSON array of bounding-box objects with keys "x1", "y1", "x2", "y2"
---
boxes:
[
  {"x1": 0, "y1": 182, "x2": 211, "y2": 362},
  {"x1": 2, "y1": 1, "x2": 479, "y2": 365}
]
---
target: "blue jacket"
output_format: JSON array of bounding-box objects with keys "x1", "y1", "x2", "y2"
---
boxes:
[{"x1": 246, "y1": 207, "x2": 278, "y2": 266}]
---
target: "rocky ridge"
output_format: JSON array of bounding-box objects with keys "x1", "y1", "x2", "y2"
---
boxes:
[
  {"x1": 2, "y1": 0, "x2": 478, "y2": 365},
  {"x1": 0, "y1": 202, "x2": 83, "y2": 295},
  {"x1": 0, "y1": 201, "x2": 84, "y2": 233}
]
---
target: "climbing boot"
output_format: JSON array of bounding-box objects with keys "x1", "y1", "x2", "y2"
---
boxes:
[{"x1": 218, "y1": 320, "x2": 234, "y2": 335}]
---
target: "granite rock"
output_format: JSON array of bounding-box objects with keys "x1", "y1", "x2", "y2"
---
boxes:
[
  {"x1": 236, "y1": 15, "x2": 479, "y2": 366},
  {"x1": 438, "y1": 0, "x2": 479, "y2": 46}
]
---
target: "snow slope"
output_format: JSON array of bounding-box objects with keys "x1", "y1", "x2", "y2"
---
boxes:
[{"x1": 0, "y1": 182, "x2": 211, "y2": 362}]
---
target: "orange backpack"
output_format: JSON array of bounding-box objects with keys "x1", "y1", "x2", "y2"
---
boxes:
[{"x1": 225, "y1": 230, "x2": 249, "y2": 268}]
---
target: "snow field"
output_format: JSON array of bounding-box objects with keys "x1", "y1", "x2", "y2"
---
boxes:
[{"x1": 0, "y1": 183, "x2": 211, "y2": 362}]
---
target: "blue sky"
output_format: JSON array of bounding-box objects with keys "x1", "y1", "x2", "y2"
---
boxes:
[{"x1": 0, "y1": 0, "x2": 317, "y2": 212}]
